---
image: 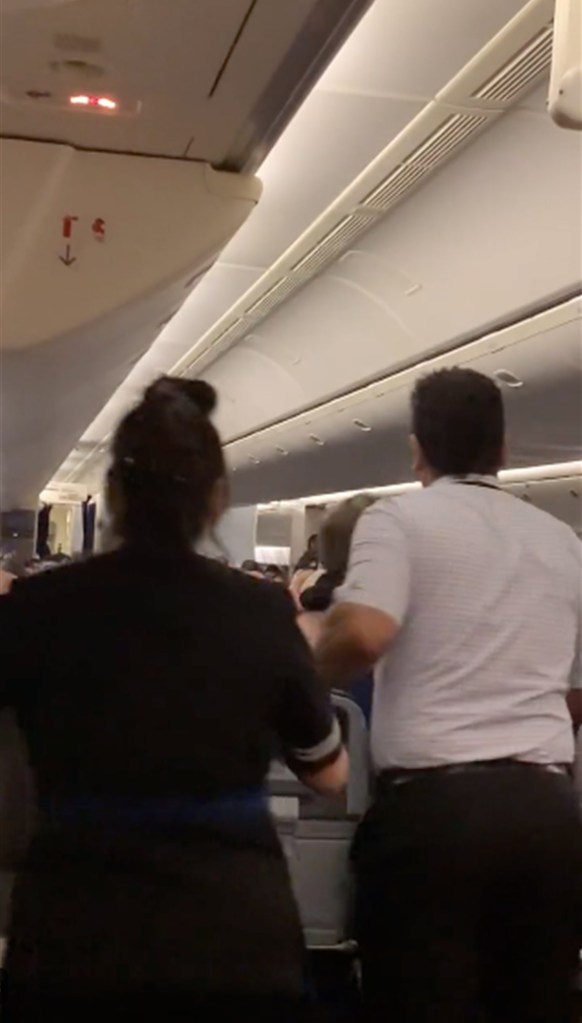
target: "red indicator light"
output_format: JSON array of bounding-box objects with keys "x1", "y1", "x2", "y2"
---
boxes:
[{"x1": 69, "y1": 95, "x2": 118, "y2": 111}]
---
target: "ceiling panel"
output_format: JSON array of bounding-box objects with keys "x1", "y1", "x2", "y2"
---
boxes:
[
  {"x1": 318, "y1": 0, "x2": 529, "y2": 99},
  {"x1": 206, "y1": 102, "x2": 582, "y2": 442},
  {"x1": 155, "y1": 263, "x2": 266, "y2": 359},
  {"x1": 223, "y1": 91, "x2": 424, "y2": 267}
]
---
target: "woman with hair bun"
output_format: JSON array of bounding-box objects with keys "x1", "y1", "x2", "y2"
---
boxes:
[{"x1": 0, "y1": 377, "x2": 347, "y2": 1021}]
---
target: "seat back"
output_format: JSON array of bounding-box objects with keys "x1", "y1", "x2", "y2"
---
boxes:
[{"x1": 268, "y1": 692, "x2": 370, "y2": 948}]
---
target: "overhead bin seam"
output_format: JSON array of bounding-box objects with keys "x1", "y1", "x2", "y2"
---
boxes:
[{"x1": 223, "y1": 295, "x2": 582, "y2": 456}]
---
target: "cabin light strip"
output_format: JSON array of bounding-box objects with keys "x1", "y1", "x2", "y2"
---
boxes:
[{"x1": 257, "y1": 460, "x2": 582, "y2": 510}]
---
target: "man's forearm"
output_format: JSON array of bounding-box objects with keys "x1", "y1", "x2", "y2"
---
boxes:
[
  {"x1": 315, "y1": 603, "x2": 399, "y2": 688},
  {"x1": 315, "y1": 622, "x2": 372, "y2": 688}
]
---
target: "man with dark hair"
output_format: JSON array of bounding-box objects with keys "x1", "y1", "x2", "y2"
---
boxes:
[
  {"x1": 411, "y1": 366, "x2": 505, "y2": 477},
  {"x1": 317, "y1": 367, "x2": 582, "y2": 1022}
]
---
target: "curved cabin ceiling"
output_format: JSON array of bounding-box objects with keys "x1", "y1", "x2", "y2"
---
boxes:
[
  {"x1": 50, "y1": 0, "x2": 562, "y2": 500},
  {"x1": 34, "y1": 0, "x2": 581, "y2": 508},
  {"x1": 54, "y1": 0, "x2": 582, "y2": 507},
  {"x1": 0, "y1": 0, "x2": 374, "y2": 508}
]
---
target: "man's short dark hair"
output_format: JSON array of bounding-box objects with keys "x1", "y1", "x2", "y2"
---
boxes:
[{"x1": 412, "y1": 368, "x2": 505, "y2": 477}]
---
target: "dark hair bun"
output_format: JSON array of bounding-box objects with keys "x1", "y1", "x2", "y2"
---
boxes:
[
  {"x1": 181, "y1": 380, "x2": 217, "y2": 417},
  {"x1": 144, "y1": 377, "x2": 217, "y2": 418}
]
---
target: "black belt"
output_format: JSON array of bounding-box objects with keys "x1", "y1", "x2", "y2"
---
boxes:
[{"x1": 377, "y1": 759, "x2": 572, "y2": 792}]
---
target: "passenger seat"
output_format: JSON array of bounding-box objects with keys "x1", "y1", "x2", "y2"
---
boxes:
[{"x1": 268, "y1": 693, "x2": 370, "y2": 948}]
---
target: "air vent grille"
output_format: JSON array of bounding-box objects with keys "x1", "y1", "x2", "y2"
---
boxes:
[
  {"x1": 291, "y1": 214, "x2": 372, "y2": 277},
  {"x1": 197, "y1": 319, "x2": 246, "y2": 362},
  {"x1": 363, "y1": 114, "x2": 487, "y2": 212},
  {"x1": 212, "y1": 319, "x2": 246, "y2": 347},
  {"x1": 246, "y1": 277, "x2": 298, "y2": 319},
  {"x1": 473, "y1": 26, "x2": 553, "y2": 103}
]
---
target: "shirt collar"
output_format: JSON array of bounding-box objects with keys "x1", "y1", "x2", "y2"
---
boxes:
[{"x1": 432, "y1": 474, "x2": 501, "y2": 490}]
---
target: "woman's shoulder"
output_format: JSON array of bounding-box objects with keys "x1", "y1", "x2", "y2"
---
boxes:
[
  {"x1": 201, "y1": 558, "x2": 295, "y2": 613},
  {"x1": 6, "y1": 552, "x2": 120, "y2": 604}
]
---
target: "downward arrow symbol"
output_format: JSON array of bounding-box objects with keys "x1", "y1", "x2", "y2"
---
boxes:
[{"x1": 59, "y1": 244, "x2": 76, "y2": 267}]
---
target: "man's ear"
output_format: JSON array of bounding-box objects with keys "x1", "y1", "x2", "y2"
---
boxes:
[
  {"x1": 410, "y1": 434, "x2": 425, "y2": 476},
  {"x1": 410, "y1": 435, "x2": 435, "y2": 487}
]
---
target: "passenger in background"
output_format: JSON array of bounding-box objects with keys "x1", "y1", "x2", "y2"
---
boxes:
[
  {"x1": 295, "y1": 533, "x2": 319, "y2": 572},
  {"x1": 298, "y1": 496, "x2": 376, "y2": 723},
  {"x1": 265, "y1": 564, "x2": 287, "y2": 585},
  {"x1": 317, "y1": 368, "x2": 582, "y2": 1023},
  {"x1": 290, "y1": 567, "x2": 321, "y2": 608},
  {"x1": 0, "y1": 376, "x2": 347, "y2": 1022},
  {"x1": 241, "y1": 558, "x2": 261, "y2": 575}
]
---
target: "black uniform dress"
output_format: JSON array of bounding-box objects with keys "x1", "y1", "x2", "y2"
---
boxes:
[{"x1": 0, "y1": 548, "x2": 342, "y2": 1020}]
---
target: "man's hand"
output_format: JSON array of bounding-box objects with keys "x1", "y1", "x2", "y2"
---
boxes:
[{"x1": 315, "y1": 602, "x2": 399, "y2": 688}]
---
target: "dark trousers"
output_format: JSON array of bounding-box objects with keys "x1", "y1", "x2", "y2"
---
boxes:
[{"x1": 353, "y1": 764, "x2": 582, "y2": 1023}]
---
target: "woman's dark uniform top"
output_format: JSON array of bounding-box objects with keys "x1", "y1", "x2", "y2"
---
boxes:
[
  {"x1": 0, "y1": 378, "x2": 342, "y2": 1005},
  {"x1": 0, "y1": 552, "x2": 340, "y2": 998}
]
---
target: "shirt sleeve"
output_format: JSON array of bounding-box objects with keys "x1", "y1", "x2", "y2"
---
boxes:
[
  {"x1": 569, "y1": 538, "x2": 582, "y2": 690},
  {"x1": 271, "y1": 596, "x2": 342, "y2": 774},
  {"x1": 335, "y1": 499, "x2": 411, "y2": 625}
]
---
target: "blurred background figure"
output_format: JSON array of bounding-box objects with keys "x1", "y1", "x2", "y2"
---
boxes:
[
  {"x1": 241, "y1": 559, "x2": 263, "y2": 578},
  {"x1": 264, "y1": 564, "x2": 287, "y2": 585},
  {"x1": 290, "y1": 534, "x2": 322, "y2": 608},
  {"x1": 295, "y1": 534, "x2": 319, "y2": 572},
  {"x1": 298, "y1": 495, "x2": 376, "y2": 723}
]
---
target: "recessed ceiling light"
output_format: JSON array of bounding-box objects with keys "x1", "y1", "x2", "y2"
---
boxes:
[
  {"x1": 249, "y1": 455, "x2": 260, "y2": 465},
  {"x1": 493, "y1": 369, "x2": 524, "y2": 388},
  {"x1": 354, "y1": 419, "x2": 372, "y2": 431},
  {"x1": 276, "y1": 446, "x2": 289, "y2": 456},
  {"x1": 309, "y1": 434, "x2": 325, "y2": 446}
]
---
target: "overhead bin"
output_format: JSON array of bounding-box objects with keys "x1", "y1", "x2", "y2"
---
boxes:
[
  {"x1": 0, "y1": 140, "x2": 261, "y2": 352},
  {"x1": 0, "y1": 0, "x2": 374, "y2": 507},
  {"x1": 0, "y1": 0, "x2": 374, "y2": 169}
]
